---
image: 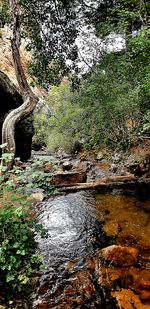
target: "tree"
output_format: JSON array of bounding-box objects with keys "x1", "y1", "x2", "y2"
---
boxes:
[
  {"x1": 0, "y1": 0, "x2": 79, "y2": 168},
  {"x1": 90, "y1": 0, "x2": 149, "y2": 37},
  {"x1": 64, "y1": 0, "x2": 150, "y2": 151},
  {"x1": 1, "y1": 0, "x2": 38, "y2": 169}
]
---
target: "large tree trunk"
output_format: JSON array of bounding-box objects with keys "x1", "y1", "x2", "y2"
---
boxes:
[{"x1": 2, "y1": 0, "x2": 38, "y2": 169}]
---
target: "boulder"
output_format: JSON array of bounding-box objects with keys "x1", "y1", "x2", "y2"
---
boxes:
[
  {"x1": 0, "y1": 71, "x2": 34, "y2": 161},
  {"x1": 112, "y1": 289, "x2": 150, "y2": 309},
  {"x1": 63, "y1": 270, "x2": 95, "y2": 301},
  {"x1": 43, "y1": 163, "x2": 55, "y2": 173},
  {"x1": 96, "y1": 266, "x2": 125, "y2": 288},
  {"x1": 32, "y1": 140, "x2": 46, "y2": 151},
  {"x1": 128, "y1": 155, "x2": 150, "y2": 177},
  {"x1": 31, "y1": 192, "x2": 45, "y2": 202},
  {"x1": 52, "y1": 171, "x2": 87, "y2": 186},
  {"x1": 96, "y1": 151, "x2": 103, "y2": 161},
  {"x1": 112, "y1": 153, "x2": 121, "y2": 163},
  {"x1": 98, "y1": 245, "x2": 139, "y2": 267},
  {"x1": 62, "y1": 160, "x2": 73, "y2": 171}
]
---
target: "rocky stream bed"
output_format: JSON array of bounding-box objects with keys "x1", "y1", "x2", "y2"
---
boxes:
[
  {"x1": 24, "y1": 149, "x2": 150, "y2": 309},
  {"x1": 0, "y1": 148, "x2": 149, "y2": 308}
]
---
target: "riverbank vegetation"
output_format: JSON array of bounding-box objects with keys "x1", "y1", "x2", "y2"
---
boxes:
[{"x1": 0, "y1": 154, "x2": 53, "y2": 306}]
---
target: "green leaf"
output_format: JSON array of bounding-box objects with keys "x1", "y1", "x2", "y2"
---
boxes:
[{"x1": 6, "y1": 274, "x2": 15, "y2": 282}]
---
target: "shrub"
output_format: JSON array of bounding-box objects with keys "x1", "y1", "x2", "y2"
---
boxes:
[{"x1": 0, "y1": 190, "x2": 42, "y2": 304}]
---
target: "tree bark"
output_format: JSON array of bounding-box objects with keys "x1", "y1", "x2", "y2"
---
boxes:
[{"x1": 2, "y1": 0, "x2": 38, "y2": 169}]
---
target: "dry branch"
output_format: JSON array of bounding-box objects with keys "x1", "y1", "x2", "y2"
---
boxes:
[{"x1": 57, "y1": 175, "x2": 150, "y2": 192}]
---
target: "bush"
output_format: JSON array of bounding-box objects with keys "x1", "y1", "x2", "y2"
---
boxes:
[{"x1": 0, "y1": 190, "x2": 42, "y2": 303}]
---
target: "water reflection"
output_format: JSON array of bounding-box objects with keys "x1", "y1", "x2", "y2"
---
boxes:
[
  {"x1": 33, "y1": 190, "x2": 150, "y2": 308},
  {"x1": 36, "y1": 192, "x2": 104, "y2": 269}
]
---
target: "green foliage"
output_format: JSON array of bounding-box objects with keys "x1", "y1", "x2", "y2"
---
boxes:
[
  {"x1": 20, "y1": 160, "x2": 56, "y2": 195},
  {"x1": 72, "y1": 26, "x2": 150, "y2": 150},
  {"x1": 0, "y1": 0, "x2": 10, "y2": 28},
  {"x1": 33, "y1": 113, "x2": 50, "y2": 146},
  {"x1": 0, "y1": 189, "x2": 42, "y2": 302},
  {"x1": 47, "y1": 82, "x2": 82, "y2": 151},
  {"x1": 0, "y1": 152, "x2": 53, "y2": 304},
  {"x1": 34, "y1": 80, "x2": 83, "y2": 153},
  {"x1": 33, "y1": 28, "x2": 150, "y2": 152},
  {"x1": 18, "y1": 0, "x2": 79, "y2": 89},
  {"x1": 143, "y1": 111, "x2": 150, "y2": 133},
  {"x1": 0, "y1": 151, "x2": 56, "y2": 195},
  {"x1": 94, "y1": 0, "x2": 149, "y2": 37}
]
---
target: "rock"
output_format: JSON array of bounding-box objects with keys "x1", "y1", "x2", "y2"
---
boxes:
[
  {"x1": 120, "y1": 168, "x2": 126, "y2": 175},
  {"x1": 62, "y1": 160, "x2": 73, "y2": 171},
  {"x1": 32, "y1": 140, "x2": 46, "y2": 151},
  {"x1": 38, "y1": 281, "x2": 51, "y2": 294},
  {"x1": 63, "y1": 270, "x2": 95, "y2": 301},
  {"x1": 98, "y1": 245, "x2": 139, "y2": 267},
  {"x1": 65, "y1": 261, "x2": 76, "y2": 272},
  {"x1": 110, "y1": 163, "x2": 118, "y2": 173},
  {"x1": 112, "y1": 153, "x2": 121, "y2": 163},
  {"x1": 111, "y1": 289, "x2": 150, "y2": 309},
  {"x1": 96, "y1": 151, "x2": 103, "y2": 161},
  {"x1": 56, "y1": 149, "x2": 69, "y2": 159},
  {"x1": 52, "y1": 171, "x2": 87, "y2": 186},
  {"x1": 72, "y1": 270, "x2": 96, "y2": 299},
  {"x1": 43, "y1": 163, "x2": 54, "y2": 173},
  {"x1": 86, "y1": 256, "x2": 96, "y2": 271},
  {"x1": 128, "y1": 156, "x2": 150, "y2": 177},
  {"x1": 72, "y1": 160, "x2": 89, "y2": 173},
  {"x1": 96, "y1": 266, "x2": 125, "y2": 288},
  {"x1": 31, "y1": 192, "x2": 44, "y2": 202},
  {"x1": 96, "y1": 263, "x2": 150, "y2": 303},
  {"x1": 129, "y1": 268, "x2": 150, "y2": 295},
  {"x1": 138, "y1": 290, "x2": 150, "y2": 301},
  {"x1": 103, "y1": 220, "x2": 119, "y2": 237}
]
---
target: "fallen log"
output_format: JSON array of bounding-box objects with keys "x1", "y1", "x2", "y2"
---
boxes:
[{"x1": 57, "y1": 175, "x2": 150, "y2": 192}]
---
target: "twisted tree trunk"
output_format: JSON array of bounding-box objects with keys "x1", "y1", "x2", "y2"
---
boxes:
[{"x1": 2, "y1": 0, "x2": 38, "y2": 169}]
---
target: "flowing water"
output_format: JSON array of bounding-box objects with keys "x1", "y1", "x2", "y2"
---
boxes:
[{"x1": 33, "y1": 189, "x2": 150, "y2": 308}]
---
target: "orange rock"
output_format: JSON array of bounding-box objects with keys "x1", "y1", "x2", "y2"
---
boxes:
[
  {"x1": 86, "y1": 256, "x2": 96, "y2": 271},
  {"x1": 97, "y1": 266, "x2": 125, "y2": 288},
  {"x1": 128, "y1": 268, "x2": 150, "y2": 294},
  {"x1": 65, "y1": 260, "x2": 76, "y2": 272},
  {"x1": 138, "y1": 289, "x2": 150, "y2": 301},
  {"x1": 52, "y1": 171, "x2": 87, "y2": 186},
  {"x1": 99, "y1": 245, "x2": 139, "y2": 266},
  {"x1": 96, "y1": 265, "x2": 150, "y2": 302},
  {"x1": 112, "y1": 289, "x2": 150, "y2": 309},
  {"x1": 103, "y1": 220, "x2": 119, "y2": 237}
]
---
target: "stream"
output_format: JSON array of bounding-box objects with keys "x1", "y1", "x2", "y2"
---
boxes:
[{"x1": 32, "y1": 188, "x2": 150, "y2": 308}]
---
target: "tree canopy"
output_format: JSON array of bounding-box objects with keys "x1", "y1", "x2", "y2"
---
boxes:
[{"x1": 0, "y1": 0, "x2": 150, "y2": 152}]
